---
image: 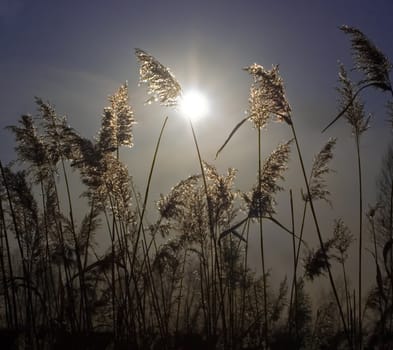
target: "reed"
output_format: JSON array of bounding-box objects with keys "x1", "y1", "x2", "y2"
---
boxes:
[{"x1": 1, "y1": 25, "x2": 393, "y2": 350}]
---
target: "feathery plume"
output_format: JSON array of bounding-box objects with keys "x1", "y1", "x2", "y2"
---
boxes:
[
  {"x1": 98, "y1": 83, "x2": 136, "y2": 151},
  {"x1": 135, "y1": 48, "x2": 182, "y2": 107},
  {"x1": 114, "y1": 83, "x2": 136, "y2": 147},
  {"x1": 215, "y1": 64, "x2": 291, "y2": 158},
  {"x1": 35, "y1": 98, "x2": 72, "y2": 163},
  {"x1": 331, "y1": 218, "x2": 353, "y2": 264},
  {"x1": 98, "y1": 108, "x2": 117, "y2": 153},
  {"x1": 216, "y1": 63, "x2": 291, "y2": 158},
  {"x1": 8, "y1": 115, "x2": 45, "y2": 164},
  {"x1": 304, "y1": 219, "x2": 353, "y2": 280},
  {"x1": 244, "y1": 63, "x2": 292, "y2": 128},
  {"x1": 322, "y1": 27, "x2": 391, "y2": 132},
  {"x1": 303, "y1": 138, "x2": 336, "y2": 204},
  {"x1": 203, "y1": 162, "x2": 237, "y2": 225},
  {"x1": 338, "y1": 64, "x2": 370, "y2": 135},
  {"x1": 157, "y1": 175, "x2": 200, "y2": 219},
  {"x1": 244, "y1": 139, "x2": 293, "y2": 218},
  {"x1": 340, "y1": 25, "x2": 392, "y2": 91},
  {"x1": 303, "y1": 244, "x2": 332, "y2": 281},
  {"x1": 152, "y1": 238, "x2": 183, "y2": 274}
]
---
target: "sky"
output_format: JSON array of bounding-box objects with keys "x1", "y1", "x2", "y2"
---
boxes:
[{"x1": 1, "y1": 0, "x2": 393, "y2": 291}]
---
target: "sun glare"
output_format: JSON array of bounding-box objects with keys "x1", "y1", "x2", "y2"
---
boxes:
[{"x1": 179, "y1": 90, "x2": 209, "y2": 121}]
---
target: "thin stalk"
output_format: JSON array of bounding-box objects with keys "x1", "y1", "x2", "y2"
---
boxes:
[
  {"x1": 39, "y1": 180, "x2": 58, "y2": 325},
  {"x1": 290, "y1": 122, "x2": 352, "y2": 348},
  {"x1": 113, "y1": 144, "x2": 138, "y2": 341},
  {"x1": 131, "y1": 116, "x2": 168, "y2": 277},
  {"x1": 341, "y1": 259, "x2": 351, "y2": 336},
  {"x1": 46, "y1": 110, "x2": 82, "y2": 331},
  {"x1": 130, "y1": 117, "x2": 168, "y2": 316},
  {"x1": 200, "y1": 241, "x2": 212, "y2": 338},
  {"x1": 175, "y1": 249, "x2": 188, "y2": 333},
  {"x1": 322, "y1": 82, "x2": 378, "y2": 133},
  {"x1": 98, "y1": 206, "x2": 120, "y2": 337},
  {"x1": 240, "y1": 219, "x2": 251, "y2": 337},
  {"x1": 389, "y1": 169, "x2": 393, "y2": 336},
  {"x1": 0, "y1": 164, "x2": 35, "y2": 347},
  {"x1": 353, "y1": 290, "x2": 357, "y2": 345},
  {"x1": 290, "y1": 200, "x2": 307, "y2": 330},
  {"x1": 0, "y1": 218, "x2": 11, "y2": 327},
  {"x1": 59, "y1": 158, "x2": 89, "y2": 330},
  {"x1": 198, "y1": 248, "x2": 210, "y2": 339},
  {"x1": 117, "y1": 116, "x2": 168, "y2": 340},
  {"x1": 289, "y1": 189, "x2": 299, "y2": 341},
  {"x1": 188, "y1": 118, "x2": 228, "y2": 346},
  {"x1": 150, "y1": 236, "x2": 170, "y2": 336},
  {"x1": 224, "y1": 218, "x2": 250, "y2": 348},
  {"x1": 354, "y1": 131, "x2": 363, "y2": 350},
  {"x1": 258, "y1": 128, "x2": 269, "y2": 350},
  {"x1": 48, "y1": 169, "x2": 77, "y2": 331},
  {"x1": 141, "y1": 242, "x2": 166, "y2": 341},
  {"x1": 0, "y1": 189, "x2": 18, "y2": 328},
  {"x1": 389, "y1": 89, "x2": 393, "y2": 338},
  {"x1": 46, "y1": 100, "x2": 86, "y2": 329}
]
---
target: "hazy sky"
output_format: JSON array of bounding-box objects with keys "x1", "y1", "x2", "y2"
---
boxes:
[{"x1": 1, "y1": 0, "x2": 393, "y2": 288}]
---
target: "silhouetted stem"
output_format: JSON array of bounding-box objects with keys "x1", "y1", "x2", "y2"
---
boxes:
[
  {"x1": 354, "y1": 131, "x2": 363, "y2": 350},
  {"x1": 240, "y1": 220, "x2": 251, "y2": 336},
  {"x1": 290, "y1": 122, "x2": 352, "y2": 349},
  {"x1": 0, "y1": 201, "x2": 12, "y2": 327},
  {"x1": 0, "y1": 163, "x2": 35, "y2": 345},
  {"x1": 132, "y1": 116, "x2": 169, "y2": 272},
  {"x1": 289, "y1": 190, "x2": 299, "y2": 340},
  {"x1": 322, "y1": 82, "x2": 377, "y2": 133},
  {"x1": 188, "y1": 118, "x2": 228, "y2": 346},
  {"x1": 293, "y1": 202, "x2": 308, "y2": 290},
  {"x1": 175, "y1": 249, "x2": 188, "y2": 333},
  {"x1": 258, "y1": 128, "x2": 269, "y2": 350},
  {"x1": 0, "y1": 172, "x2": 18, "y2": 328}
]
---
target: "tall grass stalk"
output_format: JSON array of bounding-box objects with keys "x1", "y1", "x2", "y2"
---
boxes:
[
  {"x1": 0, "y1": 172, "x2": 18, "y2": 328},
  {"x1": 354, "y1": 130, "x2": 363, "y2": 349},
  {"x1": 188, "y1": 118, "x2": 228, "y2": 346},
  {"x1": 131, "y1": 116, "x2": 169, "y2": 271},
  {"x1": 0, "y1": 164, "x2": 36, "y2": 347},
  {"x1": 289, "y1": 122, "x2": 352, "y2": 348},
  {"x1": 257, "y1": 128, "x2": 269, "y2": 350},
  {"x1": 240, "y1": 219, "x2": 251, "y2": 337},
  {"x1": 288, "y1": 189, "x2": 299, "y2": 341}
]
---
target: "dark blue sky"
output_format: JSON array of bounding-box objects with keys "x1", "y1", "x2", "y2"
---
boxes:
[{"x1": 1, "y1": 0, "x2": 393, "y2": 284}]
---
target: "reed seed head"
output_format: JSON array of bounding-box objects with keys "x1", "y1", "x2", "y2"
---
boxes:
[
  {"x1": 340, "y1": 25, "x2": 392, "y2": 91},
  {"x1": 135, "y1": 48, "x2": 182, "y2": 107},
  {"x1": 304, "y1": 138, "x2": 336, "y2": 204},
  {"x1": 99, "y1": 83, "x2": 136, "y2": 151},
  {"x1": 338, "y1": 64, "x2": 370, "y2": 135},
  {"x1": 245, "y1": 140, "x2": 292, "y2": 218},
  {"x1": 244, "y1": 63, "x2": 291, "y2": 128}
]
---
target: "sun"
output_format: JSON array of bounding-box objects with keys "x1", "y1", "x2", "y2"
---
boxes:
[{"x1": 179, "y1": 89, "x2": 209, "y2": 121}]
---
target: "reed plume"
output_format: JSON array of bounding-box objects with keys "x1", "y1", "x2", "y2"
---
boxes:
[
  {"x1": 244, "y1": 63, "x2": 292, "y2": 127},
  {"x1": 244, "y1": 139, "x2": 293, "y2": 218},
  {"x1": 332, "y1": 218, "x2": 353, "y2": 264},
  {"x1": 340, "y1": 25, "x2": 392, "y2": 91},
  {"x1": 338, "y1": 65, "x2": 370, "y2": 135},
  {"x1": 158, "y1": 175, "x2": 200, "y2": 220},
  {"x1": 135, "y1": 48, "x2": 182, "y2": 107},
  {"x1": 323, "y1": 26, "x2": 392, "y2": 132},
  {"x1": 203, "y1": 162, "x2": 237, "y2": 226},
  {"x1": 98, "y1": 83, "x2": 136, "y2": 151},
  {"x1": 216, "y1": 64, "x2": 291, "y2": 158},
  {"x1": 303, "y1": 138, "x2": 337, "y2": 205}
]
